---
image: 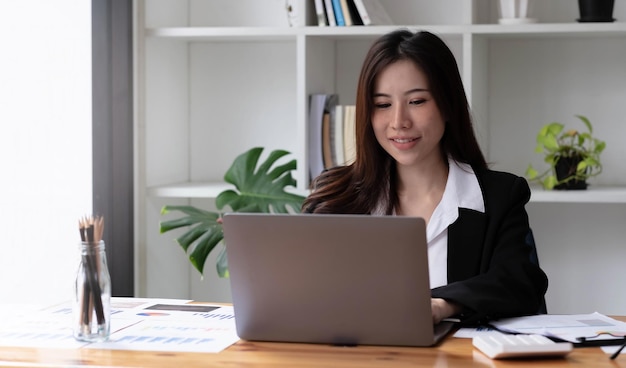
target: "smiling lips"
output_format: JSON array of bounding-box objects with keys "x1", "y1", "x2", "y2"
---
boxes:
[
  {"x1": 390, "y1": 136, "x2": 419, "y2": 149},
  {"x1": 392, "y1": 137, "x2": 417, "y2": 143}
]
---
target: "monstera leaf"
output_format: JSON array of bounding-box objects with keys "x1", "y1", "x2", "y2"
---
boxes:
[
  {"x1": 160, "y1": 147, "x2": 306, "y2": 277},
  {"x1": 159, "y1": 206, "x2": 224, "y2": 276},
  {"x1": 217, "y1": 147, "x2": 305, "y2": 213}
]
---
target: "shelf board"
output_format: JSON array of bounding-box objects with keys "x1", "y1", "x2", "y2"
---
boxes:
[
  {"x1": 148, "y1": 182, "x2": 233, "y2": 198},
  {"x1": 472, "y1": 22, "x2": 626, "y2": 37},
  {"x1": 145, "y1": 27, "x2": 298, "y2": 41},
  {"x1": 529, "y1": 186, "x2": 626, "y2": 203},
  {"x1": 148, "y1": 181, "x2": 308, "y2": 199},
  {"x1": 144, "y1": 23, "x2": 626, "y2": 42},
  {"x1": 150, "y1": 183, "x2": 626, "y2": 204}
]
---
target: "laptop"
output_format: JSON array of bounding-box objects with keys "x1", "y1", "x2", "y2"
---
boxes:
[{"x1": 221, "y1": 212, "x2": 454, "y2": 347}]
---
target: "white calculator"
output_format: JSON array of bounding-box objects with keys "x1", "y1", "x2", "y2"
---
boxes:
[{"x1": 473, "y1": 332, "x2": 573, "y2": 359}]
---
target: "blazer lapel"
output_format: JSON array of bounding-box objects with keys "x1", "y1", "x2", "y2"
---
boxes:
[{"x1": 447, "y1": 208, "x2": 487, "y2": 283}]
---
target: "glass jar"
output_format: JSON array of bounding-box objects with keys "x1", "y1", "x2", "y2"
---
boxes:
[{"x1": 73, "y1": 240, "x2": 111, "y2": 342}]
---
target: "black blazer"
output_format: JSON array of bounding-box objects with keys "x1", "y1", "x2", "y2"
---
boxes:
[
  {"x1": 431, "y1": 169, "x2": 548, "y2": 325},
  {"x1": 305, "y1": 167, "x2": 549, "y2": 325}
]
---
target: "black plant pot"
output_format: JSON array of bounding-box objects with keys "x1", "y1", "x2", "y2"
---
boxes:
[
  {"x1": 578, "y1": 0, "x2": 615, "y2": 22},
  {"x1": 554, "y1": 156, "x2": 588, "y2": 190}
]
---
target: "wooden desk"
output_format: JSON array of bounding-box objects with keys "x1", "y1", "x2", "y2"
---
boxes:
[{"x1": 1, "y1": 318, "x2": 625, "y2": 368}]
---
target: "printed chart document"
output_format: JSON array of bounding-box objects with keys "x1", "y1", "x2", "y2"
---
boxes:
[
  {"x1": 489, "y1": 312, "x2": 626, "y2": 345},
  {"x1": 453, "y1": 326, "x2": 498, "y2": 339},
  {"x1": 0, "y1": 297, "x2": 239, "y2": 353},
  {"x1": 0, "y1": 301, "x2": 90, "y2": 349},
  {"x1": 87, "y1": 302, "x2": 238, "y2": 353}
]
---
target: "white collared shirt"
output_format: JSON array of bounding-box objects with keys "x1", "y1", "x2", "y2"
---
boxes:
[{"x1": 427, "y1": 159, "x2": 485, "y2": 288}]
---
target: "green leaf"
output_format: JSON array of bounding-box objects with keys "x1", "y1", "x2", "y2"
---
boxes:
[
  {"x1": 218, "y1": 147, "x2": 306, "y2": 214},
  {"x1": 159, "y1": 206, "x2": 219, "y2": 234},
  {"x1": 175, "y1": 222, "x2": 213, "y2": 252},
  {"x1": 160, "y1": 147, "x2": 306, "y2": 277},
  {"x1": 527, "y1": 115, "x2": 606, "y2": 190},
  {"x1": 541, "y1": 135, "x2": 559, "y2": 151},
  {"x1": 525, "y1": 165, "x2": 538, "y2": 179},
  {"x1": 543, "y1": 176, "x2": 557, "y2": 190},
  {"x1": 576, "y1": 115, "x2": 592, "y2": 134},
  {"x1": 595, "y1": 141, "x2": 606, "y2": 154},
  {"x1": 159, "y1": 205, "x2": 222, "y2": 273},
  {"x1": 216, "y1": 246, "x2": 229, "y2": 278},
  {"x1": 188, "y1": 225, "x2": 224, "y2": 274},
  {"x1": 544, "y1": 154, "x2": 557, "y2": 165},
  {"x1": 544, "y1": 122, "x2": 563, "y2": 137}
]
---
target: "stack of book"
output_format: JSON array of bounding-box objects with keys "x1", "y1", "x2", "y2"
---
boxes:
[
  {"x1": 313, "y1": 0, "x2": 393, "y2": 27},
  {"x1": 308, "y1": 94, "x2": 357, "y2": 181}
]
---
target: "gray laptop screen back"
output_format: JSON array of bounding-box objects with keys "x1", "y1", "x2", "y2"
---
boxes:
[{"x1": 222, "y1": 213, "x2": 438, "y2": 347}]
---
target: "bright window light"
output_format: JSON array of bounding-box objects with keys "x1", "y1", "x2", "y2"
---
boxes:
[{"x1": 0, "y1": 1, "x2": 92, "y2": 305}]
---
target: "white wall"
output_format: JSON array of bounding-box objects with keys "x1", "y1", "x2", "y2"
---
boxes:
[
  {"x1": 529, "y1": 203, "x2": 626, "y2": 315},
  {"x1": 0, "y1": 1, "x2": 92, "y2": 305}
]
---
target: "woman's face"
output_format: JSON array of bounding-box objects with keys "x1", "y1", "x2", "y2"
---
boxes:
[{"x1": 371, "y1": 59, "x2": 445, "y2": 169}]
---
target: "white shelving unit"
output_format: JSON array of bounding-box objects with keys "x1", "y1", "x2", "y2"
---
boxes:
[
  {"x1": 530, "y1": 186, "x2": 626, "y2": 203},
  {"x1": 134, "y1": 0, "x2": 626, "y2": 314}
]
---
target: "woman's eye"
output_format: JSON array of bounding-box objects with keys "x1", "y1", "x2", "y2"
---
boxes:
[
  {"x1": 410, "y1": 99, "x2": 426, "y2": 105},
  {"x1": 374, "y1": 102, "x2": 391, "y2": 109}
]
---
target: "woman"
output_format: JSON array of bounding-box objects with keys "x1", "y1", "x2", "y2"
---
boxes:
[{"x1": 302, "y1": 29, "x2": 548, "y2": 325}]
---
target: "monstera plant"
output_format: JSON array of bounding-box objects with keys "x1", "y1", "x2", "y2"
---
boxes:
[{"x1": 159, "y1": 147, "x2": 306, "y2": 277}]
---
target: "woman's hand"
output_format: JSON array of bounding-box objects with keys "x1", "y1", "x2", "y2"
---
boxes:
[{"x1": 431, "y1": 298, "x2": 462, "y2": 324}]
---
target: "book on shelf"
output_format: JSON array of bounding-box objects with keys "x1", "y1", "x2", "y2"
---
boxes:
[
  {"x1": 343, "y1": 105, "x2": 357, "y2": 165},
  {"x1": 352, "y1": 0, "x2": 393, "y2": 25},
  {"x1": 285, "y1": 0, "x2": 303, "y2": 27},
  {"x1": 331, "y1": 0, "x2": 346, "y2": 26},
  {"x1": 324, "y1": 104, "x2": 359, "y2": 169},
  {"x1": 339, "y1": 0, "x2": 353, "y2": 26},
  {"x1": 324, "y1": 0, "x2": 337, "y2": 26},
  {"x1": 309, "y1": 94, "x2": 339, "y2": 181},
  {"x1": 326, "y1": 101, "x2": 344, "y2": 168},
  {"x1": 333, "y1": 105, "x2": 345, "y2": 167},
  {"x1": 322, "y1": 112, "x2": 333, "y2": 168},
  {"x1": 325, "y1": 95, "x2": 339, "y2": 167},
  {"x1": 346, "y1": 0, "x2": 364, "y2": 25},
  {"x1": 314, "y1": 0, "x2": 328, "y2": 26},
  {"x1": 320, "y1": 0, "x2": 366, "y2": 27}
]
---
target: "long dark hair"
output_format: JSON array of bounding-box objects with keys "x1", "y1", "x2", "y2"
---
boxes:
[{"x1": 302, "y1": 29, "x2": 487, "y2": 214}]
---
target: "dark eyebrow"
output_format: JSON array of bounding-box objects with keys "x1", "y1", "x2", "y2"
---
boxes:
[{"x1": 373, "y1": 88, "x2": 429, "y2": 98}]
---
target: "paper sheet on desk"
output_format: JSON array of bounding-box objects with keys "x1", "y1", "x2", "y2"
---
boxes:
[
  {"x1": 0, "y1": 302, "x2": 136, "y2": 349},
  {"x1": 489, "y1": 312, "x2": 626, "y2": 344},
  {"x1": 0, "y1": 298, "x2": 239, "y2": 352},
  {"x1": 86, "y1": 305, "x2": 239, "y2": 353},
  {"x1": 453, "y1": 326, "x2": 497, "y2": 338}
]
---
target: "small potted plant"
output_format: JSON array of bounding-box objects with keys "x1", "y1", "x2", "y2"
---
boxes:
[
  {"x1": 159, "y1": 147, "x2": 306, "y2": 277},
  {"x1": 577, "y1": 0, "x2": 615, "y2": 22},
  {"x1": 526, "y1": 115, "x2": 606, "y2": 190}
]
